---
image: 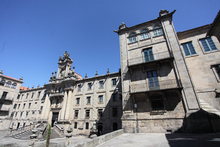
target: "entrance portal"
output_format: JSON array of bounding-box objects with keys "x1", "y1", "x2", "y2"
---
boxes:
[{"x1": 52, "y1": 112, "x2": 59, "y2": 127}]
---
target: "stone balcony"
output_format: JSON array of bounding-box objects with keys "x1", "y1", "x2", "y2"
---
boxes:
[
  {"x1": 130, "y1": 79, "x2": 180, "y2": 94},
  {"x1": 128, "y1": 51, "x2": 172, "y2": 67},
  {"x1": 50, "y1": 92, "x2": 64, "y2": 97}
]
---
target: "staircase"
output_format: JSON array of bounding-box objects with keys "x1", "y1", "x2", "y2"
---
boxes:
[{"x1": 199, "y1": 99, "x2": 220, "y2": 116}]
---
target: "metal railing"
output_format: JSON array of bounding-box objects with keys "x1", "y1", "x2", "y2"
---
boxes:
[
  {"x1": 130, "y1": 79, "x2": 179, "y2": 93},
  {"x1": 128, "y1": 51, "x2": 172, "y2": 67}
]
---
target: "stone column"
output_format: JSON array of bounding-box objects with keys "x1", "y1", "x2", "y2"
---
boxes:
[
  {"x1": 40, "y1": 94, "x2": 50, "y2": 121},
  {"x1": 65, "y1": 90, "x2": 73, "y2": 121},
  {"x1": 59, "y1": 91, "x2": 68, "y2": 121}
]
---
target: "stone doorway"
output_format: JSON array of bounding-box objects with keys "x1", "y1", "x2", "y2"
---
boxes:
[{"x1": 52, "y1": 112, "x2": 59, "y2": 127}]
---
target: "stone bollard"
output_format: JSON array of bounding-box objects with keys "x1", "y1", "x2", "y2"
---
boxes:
[{"x1": 65, "y1": 126, "x2": 73, "y2": 146}]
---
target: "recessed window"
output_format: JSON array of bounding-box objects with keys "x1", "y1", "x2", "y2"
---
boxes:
[
  {"x1": 1, "y1": 91, "x2": 8, "y2": 99},
  {"x1": 31, "y1": 92, "x2": 34, "y2": 98},
  {"x1": 28, "y1": 103, "x2": 31, "y2": 109},
  {"x1": 87, "y1": 82, "x2": 92, "y2": 90},
  {"x1": 212, "y1": 64, "x2": 220, "y2": 81},
  {"x1": 153, "y1": 26, "x2": 163, "y2": 37},
  {"x1": 77, "y1": 84, "x2": 82, "y2": 92},
  {"x1": 98, "y1": 109, "x2": 103, "y2": 118},
  {"x1": 12, "y1": 82, "x2": 17, "y2": 89},
  {"x1": 140, "y1": 29, "x2": 150, "y2": 40},
  {"x1": 86, "y1": 96, "x2": 91, "y2": 105},
  {"x1": 99, "y1": 80, "x2": 104, "y2": 89},
  {"x1": 143, "y1": 48, "x2": 154, "y2": 62},
  {"x1": 74, "y1": 110, "x2": 79, "y2": 118},
  {"x1": 147, "y1": 71, "x2": 159, "y2": 88},
  {"x1": 5, "y1": 81, "x2": 12, "y2": 87},
  {"x1": 112, "y1": 108, "x2": 118, "y2": 117},
  {"x1": 128, "y1": 32, "x2": 137, "y2": 43},
  {"x1": 37, "y1": 91, "x2": 41, "y2": 98},
  {"x1": 74, "y1": 122, "x2": 77, "y2": 129},
  {"x1": 85, "y1": 110, "x2": 90, "y2": 118},
  {"x1": 23, "y1": 103, "x2": 26, "y2": 109},
  {"x1": 13, "y1": 104, "x2": 17, "y2": 109},
  {"x1": 182, "y1": 42, "x2": 196, "y2": 56},
  {"x1": 26, "y1": 93, "x2": 29, "y2": 99},
  {"x1": 112, "y1": 78, "x2": 117, "y2": 86},
  {"x1": 0, "y1": 78, "x2": 5, "y2": 86},
  {"x1": 76, "y1": 98, "x2": 80, "y2": 105},
  {"x1": 150, "y1": 95, "x2": 164, "y2": 111},
  {"x1": 200, "y1": 37, "x2": 217, "y2": 52},
  {"x1": 85, "y1": 122, "x2": 89, "y2": 129},
  {"x1": 98, "y1": 95, "x2": 104, "y2": 104}
]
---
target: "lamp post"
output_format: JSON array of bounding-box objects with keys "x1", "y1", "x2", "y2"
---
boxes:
[{"x1": 134, "y1": 103, "x2": 139, "y2": 133}]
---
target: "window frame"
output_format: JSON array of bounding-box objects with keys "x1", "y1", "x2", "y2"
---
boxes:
[
  {"x1": 199, "y1": 37, "x2": 218, "y2": 53},
  {"x1": 127, "y1": 32, "x2": 137, "y2": 44},
  {"x1": 181, "y1": 41, "x2": 197, "y2": 56}
]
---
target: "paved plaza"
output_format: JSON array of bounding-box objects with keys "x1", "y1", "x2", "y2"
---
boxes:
[{"x1": 98, "y1": 133, "x2": 220, "y2": 147}]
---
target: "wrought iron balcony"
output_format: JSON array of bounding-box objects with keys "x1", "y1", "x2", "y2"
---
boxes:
[
  {"x1": 130, "y1": 79, "x2": 180, "y2": 94},
  {"x1": 128, "y1": 51, "x2": 172, "y2": 67}
]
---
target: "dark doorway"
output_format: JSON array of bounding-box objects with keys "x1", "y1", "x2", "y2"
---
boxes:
[
  {"x1": 97, "y1": 123, "x2": 103, "y2": 136},
  {"x1": 113, "y1": 123, "x2": 118, "y2": 131},
  {"x1": 52, "y1": 112, "x2": 59, "y2": 127}
]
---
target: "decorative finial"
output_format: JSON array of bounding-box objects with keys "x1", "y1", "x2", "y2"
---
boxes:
[
  {"x1": 95, "y1": 71, "x2": 98, "y2": 76},
  {"x1": 107, "y1": 68, "x2": 110, "y2": 74},
  {"x1": 119, "y1": 22, "x2": 127, "y2": 30},
  {"x1": 85, "y1": 73, "x2": 88, "y2": 78}
]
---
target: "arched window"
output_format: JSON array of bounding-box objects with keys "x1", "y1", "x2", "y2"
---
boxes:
[
  {"x1": 128, "y1": 32, "x2": 137, "y2": 43},
  {"x1": 153, "y1": 25, "x2": 163, "y2": 37},
  {"x1": 140, "y1": 29, "x2": 150, "y2": 40},
  {"x1": 12, "y1": 82, "x2": 17, "y2": 89},
  {"x1": 0, "y1": 78, "x2": 5, "y2": 86}
]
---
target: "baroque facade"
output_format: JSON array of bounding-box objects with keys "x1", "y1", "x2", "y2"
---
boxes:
[{"x1": 0, "y1": 10, "x2": 220, "y2": 136}]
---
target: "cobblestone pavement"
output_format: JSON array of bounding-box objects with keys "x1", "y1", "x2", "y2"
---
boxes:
[{"x1": 98, "y1": 133, "x2": 220, "y2": 147}]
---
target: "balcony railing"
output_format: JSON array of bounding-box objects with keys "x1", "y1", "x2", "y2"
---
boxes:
[
  {"x1": 50, "y1": 92, "x2": 64, "y2": 97},
  {"x1": 130, "y1": 79, "x2": 180, "y2": 94},
  {"x1": 128, "y1": 51, "x2": 172, "y2": 67}
]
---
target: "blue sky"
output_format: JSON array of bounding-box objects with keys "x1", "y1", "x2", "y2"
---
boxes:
[{"x1": 0, "y1": 0, "x2": 219, "y2": 87}]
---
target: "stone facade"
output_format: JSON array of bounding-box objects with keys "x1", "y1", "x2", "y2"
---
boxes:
[
  {"x1": 115, "y1": 10, "x2": 220, "y2": 133},
  {"x1": 1, "y1": 10, "x2": 220, "y2": 135},
  {"x1": 0, "y1": 72, "x2": 23, "y2": 130}
]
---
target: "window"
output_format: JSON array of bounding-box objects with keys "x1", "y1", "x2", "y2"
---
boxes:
[
  {"x1": 87, "y1": 83, "x2": 92, "y2": 90},
  {"x1": 31, "y1": 92, "x2": 34, "y2": 98},
  {"x1": 86, "y1": 96, "x2": 91, "y2": 105},
  {"x1": 23, "y1": 103, "x2": 26, "y2": 109},
  {"x1": 18, "y1": 104, "x2": 20, "y2": 109},
  {"x1": 5, "y1": 81, "x2": 11, "y2": 87},
  {"x1": 200, "y1": 37, "x2": 217, "y2": 52},
  {"x1": 17, "y1": 94, "x2": 20, "y2": 99},
  {"x1": 153, "y1": 26, "x2": 163, "y2": 37},
  {"x1": 128, "y1": 32, "x2": 137, "y2": 43},
  {"x1": 74, "y1": 110, "x2": 79, "y2": 118},
  {"x1": 112, "y1": 108, "x2": 118, "y2": 117},
  {"x1": 212, "y1": 64, "x2": 220, "y2": 81},
  {"x1": 74, "y1": 122, "x2": 77, "y2": 129},
  {"x1": 112, "y1": 78, "x2": 117, "y2": 86},
  {"x1": 12, "y1": 83, "x2": 17, "y2": 89},
  {"x1": 26, "y1": 112, "x2": 29, "y2": 117},
  {"x1": 151, "y1": 95, "x2": 164, "y2": 111},
  {"x1": 77, "y1": 84, "x2": 82, "y2": 92},
  {"x1": 20, "y1": 112, "x2": 23, "y2": 117},
  {"x1": 85, "y1": 110, "x2": 90, "y2": 118},
  {"x1": 76, "y1": 98, "x2": 80, "y2": 105},
  {"x1": 182, "y1": 42, "x2": 196, "y2": 56},
  {"x1": 26, "y1": 93, "x2": 29, "y2": 99},
  {"x1": 143, "y1": 48, "x2": 154, "y2": 62},
  {"x1": 0, "y1": 78, "x2": 5, "y2": 86},
  {"x1": 147, "y1": 71, "x2": 159, "y2": 88},
  {"x1": 37, "y1": 91, "x2": 41, "y2": 98},
  {"x1": 140, "y1": 29, "x2": 150, "y2": 40},
  {"x1": 85, "y1": 122, "x2": 89, "y2": 129},
  {"x1": 99, "y1": 80, "x2": 104, "y2": 89},
  {"x1": 13, "y1": 104, "x2": 17, "y2": 109},
  {"x1": 98, "y1": 109, "x2": 103, "y2": 118},
  {"x1": 28, "y1": 103, "x2": 31, "y2": 109},
  {"x1": 112, "y1": 93, "x2": 117, "y2": 102},
  {"x1": 1, "y1": 91, "x2": 8, "y2": 99},
  {"x1": 98, "y1": 95, "x2": 104, "y2": 104},
  {"x1": 32, "y1": 110, "x2": 35, "y2": 114}
]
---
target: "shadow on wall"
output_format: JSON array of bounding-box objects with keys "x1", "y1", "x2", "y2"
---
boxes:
[
  {"x1": 95, "y1": 81, "x2": 123, "y2": 136},
  {"x1": 174, "y1": 109, "x2": 220, "y2": 133}
]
